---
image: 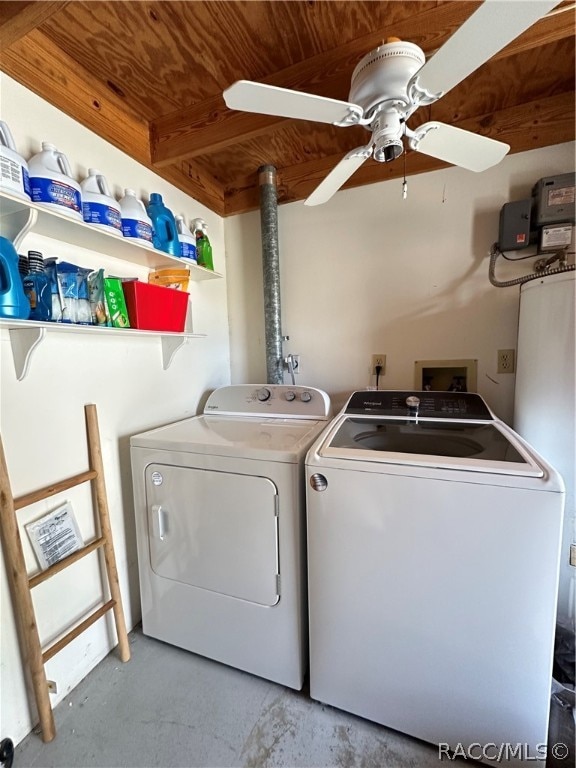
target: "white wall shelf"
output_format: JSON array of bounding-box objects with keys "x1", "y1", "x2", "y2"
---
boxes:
[
  {"x1": 0, "y1": 191, "x2": 222, "y2": 280},
  {"x1": 0, "y1": 319, "x2": 206, "y2": 381},
  {"x1": 0, "y1": 190, "x2": 218, "y2": 379}
]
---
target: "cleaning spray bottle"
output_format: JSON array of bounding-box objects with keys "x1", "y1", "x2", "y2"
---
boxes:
[
  {"x1": 147, "y1": 193, "x2": 179, "y2": 256},
  {"x1": 27, "y1": 142, "x2": 82, "y2": 220},
  {"x1": 0, "y1": 120, "x2": 31, "y2": 200},
  {"x1": 0, "y1": 236, "x2": 30, "y2": 319},
  {"x1": 191, "y1": 218, "x2": 214, "y2": 270}
]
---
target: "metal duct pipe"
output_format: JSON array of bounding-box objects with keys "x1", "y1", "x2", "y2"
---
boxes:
[{"x1": 259, "y1": 165, "x2": 284, "y2": 384}]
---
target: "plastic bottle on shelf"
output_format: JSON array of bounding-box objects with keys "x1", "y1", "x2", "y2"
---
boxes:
[
  {"x1": 147, "y1": 193, "x2": 179, "y2": 256},
  {"x1": 175, "y1": 215, "x2": 197, "y2": 263},
  {"x1": 81, "y1": 169, "x2": 122, "y2": 235},
  {"x1": 191, "y1": 218, "x2": 214, "y2": 270},
  {"x1": 18, "y1": 253, "x2": 29, "y2": 279},
  {"x1": 22, "y1": 250, "x2": 52, "y2": 321},
  {"x1": 27, "y1": 142, "x2": 82, "y2": 221},
  {"x1": 119, "y1": 189, "x2": 154, "y2": 248},
  {"x1": 0, "y1": 120, "x2": 31, "y2": 201},
  {"x1": 0, "y1": 236, "x2": 30, "y2": 319}
]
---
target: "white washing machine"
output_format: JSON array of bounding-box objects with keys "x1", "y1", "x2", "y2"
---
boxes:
[
  {"x1": 130, "y1": 384, "x2": 331, "y2": 689},
  {"x1": 306, "y1": 390, "x2": 564, "y2": 764}
]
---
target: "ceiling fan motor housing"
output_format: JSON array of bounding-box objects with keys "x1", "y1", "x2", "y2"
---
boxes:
[{"x1": 349, "y1": 41, "x2": 426, "y2": 116}]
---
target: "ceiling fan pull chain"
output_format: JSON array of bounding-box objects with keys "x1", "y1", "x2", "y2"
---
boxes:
[{"x1": 402, "y1": 152, "x2": 408, "y2": 200}]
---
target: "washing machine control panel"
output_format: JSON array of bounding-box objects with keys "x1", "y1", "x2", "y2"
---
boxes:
[
  {"x1": 204, "y1": 385, "x2": 331, "y2": 419},
  {"x1": 345, "y1": 391, "x2": 494, "y2": 420}
]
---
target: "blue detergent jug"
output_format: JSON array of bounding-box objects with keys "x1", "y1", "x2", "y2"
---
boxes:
[
  {"x1": 0, "y1": 236, "x2": 30, "y2": 319},
  {"x1": 147, "y1": 193, "x2": 179, "y2": 256}
]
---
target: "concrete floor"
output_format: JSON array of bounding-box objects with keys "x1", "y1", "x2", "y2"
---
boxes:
[{"x1": 15, "y1": 626, "x2": 575, "y2": 768}]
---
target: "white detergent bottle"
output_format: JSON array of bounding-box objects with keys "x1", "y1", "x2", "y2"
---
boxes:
[
  {"x1": 119, "y1": 188, "x2": 154, "y2": 248},
  {"x1": 0, "y1": 120, "x2": 31, "y2": 201},
  {"x1": 28, "y1": 142, "x2": 82, "y2": 221},
  {"x1": 175, "y1": 215, "x2": 197, "y2": 263},
  {"x1": 81, "y1": 169, "x2": 122, "y2": 235}
]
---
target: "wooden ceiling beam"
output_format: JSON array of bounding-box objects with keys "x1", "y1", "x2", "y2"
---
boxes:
[
  {"x1": 151, "y1": 1, "x2": 574, "y2": 167},
  {"x1": 223, "y1": 91, "x2": 576, "y2": 215},
  {"x1": 0, "y1": 29, "x2": 225, "y2": 214},
  {"x1": 150, "y1": 103, "x2": 291, "y2": 169},
  {"x1": 0, "y1": 1, "x2": 68, "y2": 49}
]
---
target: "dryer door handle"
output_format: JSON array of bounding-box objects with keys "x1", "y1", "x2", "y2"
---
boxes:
[{"x1": 151, "y1": 504, "x2": 167, "y2": 541}]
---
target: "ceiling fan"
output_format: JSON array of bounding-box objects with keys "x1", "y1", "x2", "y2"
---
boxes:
[{"x1": 223, "y1": 0, "x2": 560, "y2": 205}]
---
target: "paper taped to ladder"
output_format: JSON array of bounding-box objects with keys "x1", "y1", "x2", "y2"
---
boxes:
[{"x1": 26, "y1": 501, "x2": 84, "y2": 569}]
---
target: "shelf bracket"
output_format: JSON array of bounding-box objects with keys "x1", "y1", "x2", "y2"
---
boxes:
[
  {"x1": 1, "y1": 205, "x2": 38, "y2": 250},
  {"x1": 9, "y1": 326, "x2": 46, "y2": 380},
  {"x1": 161, "y1": 335, "x2": 188, "y2": 369}
]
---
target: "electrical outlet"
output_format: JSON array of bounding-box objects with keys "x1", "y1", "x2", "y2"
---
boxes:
[
  {"x1": 570, "y1": 543, "x2": 576, "y2": 567},
  {"x1": 497, "y1": 349, "x2": 516, "y2": 374},
  {"x1": 284, "y1": 354, "x2": 300, "y2": 374},
  {"x1": 371, "y1": 354, "x2": 386, "y2": 375}
]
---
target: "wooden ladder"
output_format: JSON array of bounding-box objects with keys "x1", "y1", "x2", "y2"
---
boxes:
[{"x1": 0, "y1": 403, "x2": 131, "y2": 742}]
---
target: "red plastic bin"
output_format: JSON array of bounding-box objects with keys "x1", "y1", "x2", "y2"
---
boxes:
[{"x1": 122, "y1": 280, "x2": 189, "y2": 332}]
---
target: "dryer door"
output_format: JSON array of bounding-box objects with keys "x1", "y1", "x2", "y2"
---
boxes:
[{"x1": 145, "y1": 464, "x2": 279, "y2": 606}]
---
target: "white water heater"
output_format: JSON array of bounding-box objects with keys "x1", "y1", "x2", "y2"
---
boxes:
[{"x1": 514, "y1": 270, "x2": 575, "y2": 626}]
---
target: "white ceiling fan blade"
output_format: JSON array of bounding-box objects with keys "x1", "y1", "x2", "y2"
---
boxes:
[
  {"x1": 409, "y1": 122, "x2": 510, "y2": 172},
  {"x1": 224, "y1": 80, "x2": 362, "y2": 125},
  {"x1": 304, "y1": 146, "x2": 373, "y2": 206},
  {"x1": 414, "y1": 0, "x2": 561, "y2": 98}
]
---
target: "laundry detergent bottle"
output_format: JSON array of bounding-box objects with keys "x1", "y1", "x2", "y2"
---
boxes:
[
  {"x1": 81, "y1": 169, "x2": 122, "y2": 235},
  {"x1": 175, "y1": 216, "x2": 197, "y2": 263},
  {"x1": 147, "y1": 193, "x2": 179, "y2": 256},
  {"x1": 119, "y1": 189, "x2": 154, "y2": 248},
  {"x1": 0, "y1": 236, "x2": 30, "y2": 319},
  {"x1": 28, "y1": 142, "x2": 82, "y2": 221},
  {"x1": 23, "y1": 250, "x2": 51, "y2": 321},
  {"x1": 191, "y1": 218, "x2": 214, "y2": 270},
  {"x1": 0, "y1": 120, "x2": 31, "y2": 200}
]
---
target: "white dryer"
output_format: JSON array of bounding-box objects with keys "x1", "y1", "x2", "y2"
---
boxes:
[
  {"x1": 306, "y1": 390, "x2": 564, "y2": 765},
  {"x1": 130, "y1": 384, "x2": 331, "y2": 689}
]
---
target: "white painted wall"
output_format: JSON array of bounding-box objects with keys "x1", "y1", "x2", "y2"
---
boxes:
[
  {"x1": 0, "y1": 75, "x2": 230, "y2": 743},
  {"x1": 226, "y1": 141, "x2": 575, "y2": 420}
]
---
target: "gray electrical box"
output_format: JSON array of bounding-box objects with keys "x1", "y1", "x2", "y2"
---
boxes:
[
  {"x1": 498, "y1": 199, "x2": 533, "y2": 251},
  {"x1": 532, "y1": 173, "x2": 575, "y2": 226}
]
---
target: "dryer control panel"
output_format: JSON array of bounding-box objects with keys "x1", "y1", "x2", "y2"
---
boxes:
[
  {"x1": 204, "y1": 385, "x2": 332, "y2": 420},
  {"x1": 345, "y1": 391, "x2": 494, "y2": 420}
]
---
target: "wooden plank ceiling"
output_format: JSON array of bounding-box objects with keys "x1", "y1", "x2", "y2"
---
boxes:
[{"x1": 0, "y1": 1, "x2": 574, "y2": 216}]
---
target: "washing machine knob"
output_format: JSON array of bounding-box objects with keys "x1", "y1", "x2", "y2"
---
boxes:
[
  {"x1": 406, "y1": 395, "x2": 420, "y2": 416},
  {"x1": 257, "y1": 387, "x2": 271, "y2": 401},
  {"x1": 300, "y1": 391, "x2": 312, "y2": 402},
  {"x1": 285, "y1": 391, "x2": 296, "y2": 401}
]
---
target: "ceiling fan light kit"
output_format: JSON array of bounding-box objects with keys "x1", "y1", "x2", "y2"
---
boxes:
[{"x1": 222, "y1": 0, "x2": 562, "y2": 206}]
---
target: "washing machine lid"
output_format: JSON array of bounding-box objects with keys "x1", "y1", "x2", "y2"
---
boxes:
[
  {"x1": 319, "y1": 415, "x2": 544, "y2": 476},
  {"x1": 131, "y1": 414, "x2": 327, "y2": 462},
  {"x1": 318, "y1": 391, "x2": 547, "y2": 477}
]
